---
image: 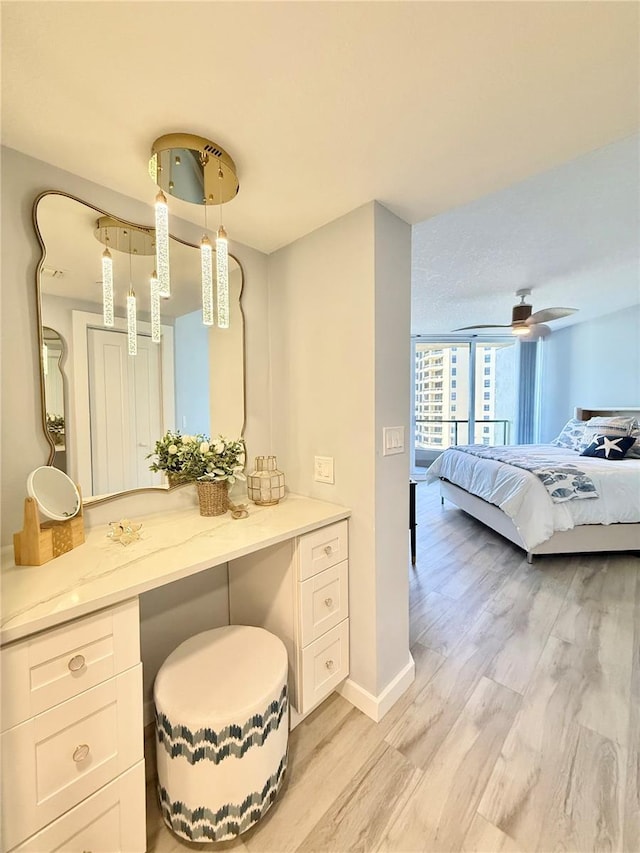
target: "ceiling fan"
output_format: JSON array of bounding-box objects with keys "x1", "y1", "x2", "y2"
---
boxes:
[{"x1": 453, "y1": 289, "x2": 578, "y2": 337}]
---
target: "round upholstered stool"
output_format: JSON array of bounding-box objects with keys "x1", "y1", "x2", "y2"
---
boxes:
[{"x1": 154, "y1": 625, "x2": 289, "y2": 843}]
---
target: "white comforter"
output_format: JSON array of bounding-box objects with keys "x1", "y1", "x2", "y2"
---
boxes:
[{"x1": 425, "y1": 444, "x2": 640, "y2": 549}]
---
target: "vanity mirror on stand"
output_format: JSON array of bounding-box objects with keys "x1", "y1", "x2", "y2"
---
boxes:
[{"x1": 34, "y1": 191, "x2": 245, "y2": 504}]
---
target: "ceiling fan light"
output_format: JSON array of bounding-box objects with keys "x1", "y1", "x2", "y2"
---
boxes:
[{"x1": 511, "y1": 324, "x2": 531, "y2": 337}]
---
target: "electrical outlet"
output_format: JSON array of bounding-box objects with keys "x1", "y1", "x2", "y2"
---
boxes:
[{"x1": 314, "y1": 456, "x2": 334, "y2": 484}]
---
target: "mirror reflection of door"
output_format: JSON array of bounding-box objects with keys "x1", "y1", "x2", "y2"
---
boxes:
[
  {"x1": 42, "y1": 327, "x2": 67, "y2": 473},
  {"x1": 88, "y1": 327, "x2": 164, "y2": 496}
]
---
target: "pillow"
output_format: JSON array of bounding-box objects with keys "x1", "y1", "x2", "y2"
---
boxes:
[
  {"x1": 550, "y1": 418, "x2": 585, "y2": 450},
  {"x1": 578, "y1": 417, "x2": 635, "y2": 452},
  {"x1": 580, "y1": 434, "x2": 635, "y2": 460},
  {"x1": 627, "y1": 425, "x2": 640, "y2": 459}
]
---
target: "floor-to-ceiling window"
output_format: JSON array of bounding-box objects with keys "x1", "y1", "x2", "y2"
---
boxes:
[{"x1": 412, "y1": 337, "x2": 517, "y2": 469}]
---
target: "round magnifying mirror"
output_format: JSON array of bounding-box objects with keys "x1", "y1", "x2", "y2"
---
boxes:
[{"x1": 27, "y1": 466, "x2": 81, "y2": 521}]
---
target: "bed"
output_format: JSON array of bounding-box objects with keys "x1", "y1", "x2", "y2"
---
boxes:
[{"x1": 425, "y1": 407, "x2": 640, "y2": 562}]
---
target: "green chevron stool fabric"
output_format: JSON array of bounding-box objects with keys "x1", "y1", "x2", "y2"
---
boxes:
[{"x1": 154, "y1": 625, "x2": 289, "y2": 842}]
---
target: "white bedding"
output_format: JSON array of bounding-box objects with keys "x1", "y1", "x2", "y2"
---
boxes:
[{"x1": 425, "y1": 444, "x2": 640, "y2": 549}]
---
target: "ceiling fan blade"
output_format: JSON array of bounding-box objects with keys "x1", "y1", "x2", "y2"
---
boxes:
[
  {"x1": 451, "y1": 324, "x2": 512, "y2": 331},
  {"x1": 526, "y1": 307, "x2": 577, "y2": 324}
]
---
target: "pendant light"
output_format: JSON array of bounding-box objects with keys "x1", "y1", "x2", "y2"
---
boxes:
[
  {"x1": 215, "y1": 162, "x2": 229, "y2": 329},
  {"x1": 94, "y1": 217, "x2": 155, "y2": 351},
  {"x1": 126, "y1": 231, "x2": 137, "y2": 356},
  {"x1": 155, "y1": 191, "x2": 170, "y2": 297},
  {"x1": 127, "y1": 290, "x2": 137, "y2": 355},
  {"x1": 150, "y1": 271, "x2": 161, "y2": 343},
  {"x1": 149, "y1": 133, "x2": 239, "y2": 328},
  {"x1": 201, "y1": 235, "x2": 214, "y2": 326},
  {"x1": 101, "y1": 245, "x2": 114, "y2": 327}
]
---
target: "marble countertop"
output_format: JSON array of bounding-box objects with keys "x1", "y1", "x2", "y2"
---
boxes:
[{"x1": 1, "y1": 494, "x2": 350, "y2": 646}]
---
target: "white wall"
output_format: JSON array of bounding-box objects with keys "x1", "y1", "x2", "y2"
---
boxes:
[
  {"x1": 0, "y1": 146, "x2": 270, "y2": 543},
  {"x1": 269, "y1": 201, "x2": 412, "y2": 699},
  {"x1": 539, "y1": 304, "x2": 640, "y2": 440}
]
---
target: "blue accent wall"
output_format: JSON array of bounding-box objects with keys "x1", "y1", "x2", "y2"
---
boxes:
[
  {"x1": 174, "y1": 310, "x2": 210, "y2": 435},
  {"x1": 539, "y1": 304, "x2": 640, "y2": 441}
]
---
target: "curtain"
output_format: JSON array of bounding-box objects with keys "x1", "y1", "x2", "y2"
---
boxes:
[{"x1": 516, "y1": 340, "x2": 537, "y2": 444}]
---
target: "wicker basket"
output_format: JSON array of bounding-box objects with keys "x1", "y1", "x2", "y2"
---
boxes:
[
  {"x1": 167, "y1": 472, "x2": 192, "y2": 488},
  {"x1": 196, "y1": 480, "x2": 228, "y2": 517}
]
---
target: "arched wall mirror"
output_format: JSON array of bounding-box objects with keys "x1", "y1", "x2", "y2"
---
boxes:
[{"x1": 34, "y1": 191, "x2": 245, "y2": 503}]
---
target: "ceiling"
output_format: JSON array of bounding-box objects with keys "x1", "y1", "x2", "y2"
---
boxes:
[{"x1": 2, "y1": 1, "x2": 638, "y2": 256}]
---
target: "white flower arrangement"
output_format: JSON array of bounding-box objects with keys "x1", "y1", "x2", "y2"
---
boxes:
[{"x1": 148, "y1": 431, "x2": 246, "y2": 484}]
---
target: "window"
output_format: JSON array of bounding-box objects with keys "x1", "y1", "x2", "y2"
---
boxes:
[
  {"x1": 451, "y1": 392, "x2": 457, "y2": 400},
  {"x1": 484, "y1": 380, "x2": 490, "y2": 388},
  {"x1": 483, "y1": 404, "x2": 490, "y2": 412},
  {"x1": 482, "y1": 437, "x2": 490, "y2": 445},
  {"x1": 484, "y1": 367, "x2": 491, "y2": 376},
  {"x1": 483, "y1": 415, "x2": 490, "y2": 420},
  {"x1": 452, "y1": 355, "x2": 457, "y2": 363},
  {"x1": 484, "y1": 392, "x2": 490, "y2": 400},
  {"x1": 451, "y1": 380, "x2": 457, "y2": 388},
  {"x1": 484, "y1": 354, "x2": 491, "y2": 363},
  {"x1": 452, "y1": 367, "x2": 457, "y2": 376},
  {"x1": 483, "y1": 426, "x2": 490, "y2": 433}
]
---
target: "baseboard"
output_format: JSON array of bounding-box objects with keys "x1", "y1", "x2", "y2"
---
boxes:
[{"x1": 337, "y1": 654, "x2": 415, "y2": 722}]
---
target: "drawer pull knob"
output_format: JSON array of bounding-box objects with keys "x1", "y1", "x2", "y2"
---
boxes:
[
  {"x1": 68, "y1": 654, "x2": 86, "y2": 672},
  {"x1": 324, "y1": 545, "x2": 333, "y2": 556},
  {"x1": 325, "y1": 659, "x2": 335, "y2": 670},
  {"x1": 73, "y1": 744, "x2": 90, "y2": 763},
  {"x1": 324, "y1": 597, "x2": 333, "y2": 608}
]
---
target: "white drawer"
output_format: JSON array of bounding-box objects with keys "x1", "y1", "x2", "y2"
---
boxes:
[
  {"x1": 297, "y1": 520, "x2": 348, "y2": 581},
  {"x1": 1, "y1": 664, "x2": 143, "y2": 852},
  {"x1": 1, "y1": 598, "x2": 140, "y2": 731},
  {"x1": 9, "y1": 760, "x2": 146, "y2": 853},
  {"x1": 300, "y1": 619, "x2": 349, "y2": 714},
  {"x1": 299, "y1": 561, "x2": 349, "y2": 647}
]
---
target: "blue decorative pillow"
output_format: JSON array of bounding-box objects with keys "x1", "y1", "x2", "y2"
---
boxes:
[
  {"x1": 550, "y1": 418, "x2": 585, "y2": 450},
  {"x1": 580, "y1": 434, "x2": 635, "y2": 460}
]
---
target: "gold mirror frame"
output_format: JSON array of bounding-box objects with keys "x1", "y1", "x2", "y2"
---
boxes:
[{"x1": 33, "y1": 190, "x2": 246, "y2": 506}]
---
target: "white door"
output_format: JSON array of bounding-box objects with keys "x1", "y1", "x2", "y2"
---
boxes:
[{"x1": 88, "y1": 329, "x2": 163, "y2": 495}]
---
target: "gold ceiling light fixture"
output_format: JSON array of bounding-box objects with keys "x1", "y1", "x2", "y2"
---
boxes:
[
  {"x1": 149, "y1": 133, "x2": 239, "y2": 329},
  {"x1": 94, "y1": 216, "x2": 156, "y2": 354}
]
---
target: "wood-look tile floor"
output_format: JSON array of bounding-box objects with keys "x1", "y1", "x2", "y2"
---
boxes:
[{"x1": 147, "y1": 483, "x2": 640, "y2": 852}]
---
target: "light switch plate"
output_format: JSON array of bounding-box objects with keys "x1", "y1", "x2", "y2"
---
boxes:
[
  {"x1": 383, "y1": 426, "x2": 405, "y2": 456},
  {"x1": 314, "y1": 456, "x2": 335, "y2": 484}
]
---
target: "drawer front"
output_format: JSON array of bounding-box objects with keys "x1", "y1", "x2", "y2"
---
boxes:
[
  {"x1": 297, "y1": 520, "x2": 348, "y2": 581},
  {"x1": 10, "y1": 760, "x2": 146, "y2": 853},
  {"x1": 300, "y1": 619, "x2": 349, "y2": 714},
  {"x1": 1, "y1": 665, "x2": 143, "y2": 852},
  {"x1": 299, "y1": 561, "x2": 349, "y2": 647},
  {"x1": 1, "y1": 598, "x2": 140, "y2": 731}
]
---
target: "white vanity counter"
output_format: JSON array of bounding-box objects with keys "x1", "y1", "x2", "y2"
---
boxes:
[{"x1": 1, "y1": 493, "x2": 350, "y2": 646}]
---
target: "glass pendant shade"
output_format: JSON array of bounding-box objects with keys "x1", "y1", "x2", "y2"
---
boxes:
[
  {"x1": 216, "y1": 225, "x2": 229, "y2": 329},
  {"x1": 155, "y1": 191, "x2": 170, "y2": 297},
  {"x1": 150, "y1": 272, "x2": 161, "y2": 343},
  {"x1": 101, "y1": 248, "x2": 114, "y2": 327},
  {"x1": 201, "y1": 236, "x2": 214, "y2": 326},
  {"x1": 127, "y1": 291, "x2": 137, "y2": 355},
  {"x1": 247, "y1": 456, "x2": 286, "y2": 506}
]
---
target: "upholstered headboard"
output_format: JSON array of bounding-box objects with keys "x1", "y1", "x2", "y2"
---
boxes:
[{"x1": 575, "y1": 407, "x2": 640, "y2": 421}]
